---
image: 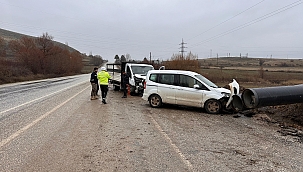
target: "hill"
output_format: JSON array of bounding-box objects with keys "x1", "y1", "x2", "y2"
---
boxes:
[
  {"x1": 199, "y1": 57, "x2": 303, "y2": 69},
  {"x1": 0, "y1": 28, "x2": 78, "y2": 53},
  {"x1": 0, "y1": 28, "x2": 104, "y2": 84}
]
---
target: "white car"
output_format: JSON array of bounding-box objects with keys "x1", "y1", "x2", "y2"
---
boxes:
[{"x1": 142, "y1": 70, "x2": 232, "y2": 114}]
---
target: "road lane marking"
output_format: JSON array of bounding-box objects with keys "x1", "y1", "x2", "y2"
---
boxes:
[
  {"x1": 148, "y1": 114, "x2": 193, "y2": 171},
  {"x1": 0, "y1": 85, "x2": 90, "y2": 149},
  {"x1": 0, "y1": 78, "x2": 73, "y2": 97},
  {"x1": 0, "y1": 81, "x2": 87, "y2": 115}
]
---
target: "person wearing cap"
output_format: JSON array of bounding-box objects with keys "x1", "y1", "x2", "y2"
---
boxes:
[
  {"x1": 97, "y1": 66, "x2": 111, "y2": 104},
  {"x1": 90, "y1": 67, "x2": 99, "y2": 100}
]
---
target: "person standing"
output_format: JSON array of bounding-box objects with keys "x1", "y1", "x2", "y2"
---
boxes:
[
  {"x1": 97, "y1": 67, "x2": 111, "y2": 104},
  {"x1": 121, "y1": 71, "x2": 129, "y2": 98},
  {"x1": 90, "y1": 67, "x2": 99, "y2": 100}
]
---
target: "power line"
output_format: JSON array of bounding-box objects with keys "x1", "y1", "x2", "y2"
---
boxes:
[
  {"x1": 188, "y1": 0, "x2": 266, "y2": 41},
  {"x1": 191, "y1": 0, "x2": 303, "y2": 48},
  {"x1": 155, "y1": 0, "x2": 266, "y2": 58}
]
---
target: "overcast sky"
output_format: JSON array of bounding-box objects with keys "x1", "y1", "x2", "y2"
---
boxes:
[{"x1": 1, "y1": 0, "x2": 303, "y2": 61}]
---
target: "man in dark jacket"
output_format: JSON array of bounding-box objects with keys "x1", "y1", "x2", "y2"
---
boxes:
[
  {"x1": 121, "y1": 71, "x2": 129, "y2": 98},
  {"x1": 90, "y1": 67, "x2": 99, "y2": 100}
]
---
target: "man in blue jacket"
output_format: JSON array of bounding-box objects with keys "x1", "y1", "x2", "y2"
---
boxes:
[{"x1": 90, "y1": 67, "x2": 99, "y2": 100}]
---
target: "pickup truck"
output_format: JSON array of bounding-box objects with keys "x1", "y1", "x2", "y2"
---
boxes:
[{"x1": 106, "y1": 62, "x2": 154, "y2": 95}]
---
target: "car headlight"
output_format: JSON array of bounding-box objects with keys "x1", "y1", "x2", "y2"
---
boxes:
[
  {"x1": 134, "y1": 76, "x2": 143, "y2": 83},
  {"x1": 221, "y1": 92, "x2": 230, "y2": 97}
]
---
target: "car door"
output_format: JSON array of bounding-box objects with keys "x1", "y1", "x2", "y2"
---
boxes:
[
  {"x1": 175, "y1": 74, "x2": 206, "y2": 107},
  {"x1": 157, "y1": 74, "x2": 176, "y2": 104}
]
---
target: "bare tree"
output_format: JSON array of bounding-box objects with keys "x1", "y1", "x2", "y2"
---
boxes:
[
  {"x1": 114, "y1": 54, "x2": 120, "y2": 64},
  {"x1": 36, "y1": 32, "x2": 54, "y2": 55},
  {"x1": 142, "y1": 57, "x2": 149, "y2": 64},
  {"x1": 9, "y1": 36, "x2": 41, "y2": 74},
  {"x1": 90, "y1": 55, "x2": 103, "y2": 66},
  {"x1": 121, "y1": 55, "x2": 126, "y2": 62},
  {"x1": 125, "y1": 53, "x2": 131, "y2": 61},
  {"x1": 259, "y1": 58, "x2": 265, "y2": 66},
  {"x1": 35, "y1": 33, "x2": 55, "y2": 73},
  {"x1": 70, "y1": 51, "x2": 83, "y2": 73},
  {"x1": 164, "y1": 52, "x2": 200, "y2": 73},
  {"x1": 259, "y1": 58, "x2": 265, "y2": 79}
]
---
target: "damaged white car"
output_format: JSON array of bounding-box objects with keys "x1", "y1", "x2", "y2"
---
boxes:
[{"x1": 142, "y1": 70, "x2": 239, "y2": 114}]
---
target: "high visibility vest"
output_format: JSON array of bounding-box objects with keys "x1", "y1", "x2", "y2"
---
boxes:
[{"x1": 97, "y1": 71, "x2": 111, "y2": 85}]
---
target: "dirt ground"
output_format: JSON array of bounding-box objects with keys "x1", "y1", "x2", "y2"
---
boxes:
[
  {"x1": 80, "y1": 89, "x2": 303, "y2": 171},
  {"x1": 3, "y1": 83, "x2": 302, "y2": 171},
  {"x1": 231, "y1": 84, "x2": 303, "y2": 141},
  {"x1": 239, "y1": 103, "x2": 303, "y2": 143}
]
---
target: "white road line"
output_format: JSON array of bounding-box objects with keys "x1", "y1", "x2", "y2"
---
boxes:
[
  {"x1": 148, "y1": 114, "x2": 193, "y2": 171},
  {"x1": 0, "y1": 81, "x2": 87, "y2": 115},
  {"x1": 0, "y1": 85, "x2": 90, "y2": 149}
]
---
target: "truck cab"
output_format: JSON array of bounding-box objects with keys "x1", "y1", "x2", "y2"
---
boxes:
[
  {"x1": 125, "y1": 63, "x2": 154, "y2": 95},
  {"x1": 106, "y1": 62, "x2": 154, "y2": 95}
]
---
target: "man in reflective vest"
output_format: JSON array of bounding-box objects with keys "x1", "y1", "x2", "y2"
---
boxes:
[{"x1": 97, "y1": 67, "x2": 111, "y2": 104}]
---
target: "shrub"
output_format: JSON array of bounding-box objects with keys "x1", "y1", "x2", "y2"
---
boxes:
[{"x1": 164, "y1": 52, "x2": 200, "y2": 73}]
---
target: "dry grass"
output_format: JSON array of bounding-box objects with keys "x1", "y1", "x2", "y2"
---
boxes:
[{"x1": 198, "y1": 57, "x2": 303, "y2": 88}]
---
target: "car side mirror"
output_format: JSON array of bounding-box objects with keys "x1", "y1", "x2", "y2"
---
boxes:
[
  {"x1": 159, "y1": 66, "x2": 165, "y2": 70},
  {"x1": 193, "y1": 84, "x2": 200, "y2": 89}
]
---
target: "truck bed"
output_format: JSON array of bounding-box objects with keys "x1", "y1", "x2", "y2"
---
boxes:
[{"x1": 107, "y1": 64, "x2": 121, "y2": 83}]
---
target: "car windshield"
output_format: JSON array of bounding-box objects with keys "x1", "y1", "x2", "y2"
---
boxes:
[
  {"x1": 194, "y1": 74, "x2": 218, "y2": 88},
  {"x1": 131, "y1": 66, "x2": 154, "y2": 75}
]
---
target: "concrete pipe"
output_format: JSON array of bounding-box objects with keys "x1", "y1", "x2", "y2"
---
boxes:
[{"x1": 242, "y1": 84, "x2": 303, "y2": 109}]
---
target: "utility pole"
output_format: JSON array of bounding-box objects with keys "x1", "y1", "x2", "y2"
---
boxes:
[
  {"x1": 217, "y1": 53, "x2": 218, "y2": 66},
  {"x1": 179, "y1": 38, "x2": 187, "y2": 58},
  {"x1": 150, "y1": 52, "x2": 152, "y2": 64}
]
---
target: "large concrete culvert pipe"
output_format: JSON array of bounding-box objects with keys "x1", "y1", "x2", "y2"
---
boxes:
[{"x1": 242, "y1": 84, "x2": 303, "y2": 109}]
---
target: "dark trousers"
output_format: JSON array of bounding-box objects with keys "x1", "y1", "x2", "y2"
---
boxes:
[
  {"x1": 100, "y1": 85, "x2": 108, "y2": 99},
  {"x1": 122, "y1": 84, "x2": 127, "y2": 96}
]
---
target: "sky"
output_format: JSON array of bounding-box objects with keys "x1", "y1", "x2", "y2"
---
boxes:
[{"x1": 1, "y1": 0, "x2": 303, "y2": 61}]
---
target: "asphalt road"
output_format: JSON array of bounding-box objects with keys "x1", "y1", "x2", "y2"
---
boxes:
[{"x1": 0, "y1": 75, "x2": 303, "y2": 172}]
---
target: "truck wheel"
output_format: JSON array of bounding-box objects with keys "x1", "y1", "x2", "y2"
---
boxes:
[
  {"x1": 204, "y1": 99, "x2": 221, "y2": 114},
  {"x1": 130, "y1": 86, "x2": 136, "y2": 96},
  {"x1": 149, "y1": 94, "x2": 162, "y2": 108}
]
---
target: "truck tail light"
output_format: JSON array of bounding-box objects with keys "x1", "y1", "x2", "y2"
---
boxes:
[{"x1": 143, "y1": 80, "x2": 146, "y2": 89}]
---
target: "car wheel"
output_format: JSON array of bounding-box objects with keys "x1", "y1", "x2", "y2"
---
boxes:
[
  {"x1": 205, "y1": 99, "x2": 221, "y2": 114},
  {"x1": 149, "y1": 94, "x2": 162, "y2": 108}
]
